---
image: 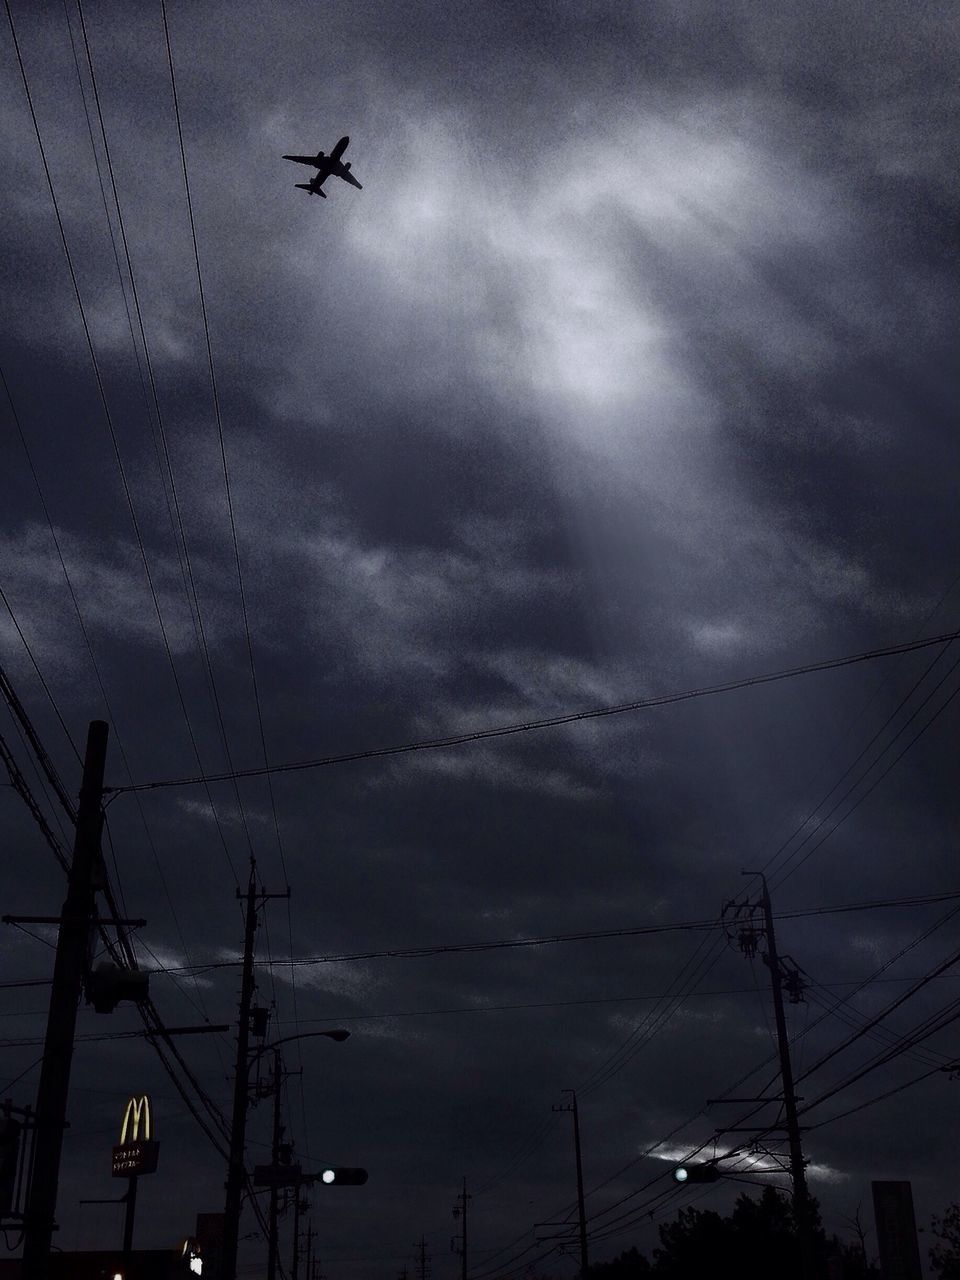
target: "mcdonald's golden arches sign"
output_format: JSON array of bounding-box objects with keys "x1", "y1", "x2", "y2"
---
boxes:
[{"x1": 112, "y1": 1094, "x2": 159, "y2": 1177}]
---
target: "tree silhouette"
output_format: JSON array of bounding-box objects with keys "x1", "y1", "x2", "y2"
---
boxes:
[
  {"x1": 654, "y1": 1186, "x2": 808, "y2": 1278},
  {"x1": 930, "y1": 1203, "x2": 960, "y2": 1280},
  {"x1": 587, "y1": 1245, "x2": 652, "y2": 1280},
  {"x1": 588, "y1": 1187, "x2": 880, "y2": 1279}
]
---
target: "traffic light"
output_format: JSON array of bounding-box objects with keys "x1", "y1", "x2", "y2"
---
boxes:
[
  {"x1": 0, "y1": 1116, "x2": 21, "y2": 1215},
  {"x1": 84, "y1": 962, "x2": 150, "y2": 1014},
  {"x1": 672, "y1": 1163, "x2": 722, "y2": 1184},
  {"x1": 320, "y1": 1167, "x2": 368, "y2": 1186}
]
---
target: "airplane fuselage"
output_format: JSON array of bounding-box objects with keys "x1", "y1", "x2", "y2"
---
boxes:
[{"x1": 283, "y1": 136, "x2": 362, "y2": 199}]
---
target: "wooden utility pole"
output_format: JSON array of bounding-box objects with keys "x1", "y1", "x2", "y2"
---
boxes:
[
  {"x1": 416, "y1": 1234, "x2": 429, "y2": 1280},
  {"x1": 22, "y1": 721, "x2": 108, "y2": 1279},
  {"x1": 291, "y1": 1178, "x2": 308, "y2": 1280},
  {"x1": 553, "y1": 1091, "x2": 588, "y2": 1278},
  {"x1": 303, "y1": 1221, "x2": 314, "y2": 1280},
  {"x1": 267, "y1": 1048, "x2": 284, "y2": 1280},
  {"x1": 452, "y1": 1178, "x2": 469, "y2": 1280},
  {"x1": 737, "y1": 872, "x2": 815, "y2": 1280},
  {"x1": 221, "y1": 864, "x2": 259, "y2": 1280},
  {"x1": 757, "y1": 874, "x2": 814, "y2": 1278},
  {"x1": 221, "y1": 866, "x2": 289, "y2": 1280}
]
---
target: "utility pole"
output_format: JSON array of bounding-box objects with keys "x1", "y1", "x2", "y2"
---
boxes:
[
  {"x1": 267, "y1": 1047, "x2": 284, "y2": 1280},
  {"x1": 415, "y1": 1233, "x2": 430, "y2": 1280},
  {"x1": 220, "y1": 863, "x2": 289, "y2": 1280},
  {"x1": 552, "y1": 1091, "x2": 588, "y2": 1278},
  {"x1": 291, "y1": 1181, "x2": 308, "y2": 1280},
  {"x1": 730, "y1": 872, "x2": 814, "y2": 1279},
  {"x1": 452, "y1": 1177, "x2": 469, "y2": 1280},
  {"x1": 303, "y1": 1221, "x2": 314, "y2": 1280},
  {"x1": 22, "y1": 721, "x2": 108, "y2": 1280}
]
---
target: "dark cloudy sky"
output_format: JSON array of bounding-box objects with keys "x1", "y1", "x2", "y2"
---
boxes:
[{"x1": 1, "y1": 1, "x2": 958, "y2": 1276}]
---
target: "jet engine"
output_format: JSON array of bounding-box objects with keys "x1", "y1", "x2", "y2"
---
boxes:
[{"x1": 343, "y1": 161, "x2": 351, "y2": 170}]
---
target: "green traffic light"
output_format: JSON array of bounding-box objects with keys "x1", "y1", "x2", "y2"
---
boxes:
[{"x1": 672, "y1": 1163, "x2": 721, "y2": 1184}]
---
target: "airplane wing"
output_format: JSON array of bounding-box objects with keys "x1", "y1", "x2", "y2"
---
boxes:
[
  {"x1": 283, "y1": 154, "x2": 321, "y2": 168},
  {"x1": 330, "y1": 160, "x2": 362, "y2": 190}
]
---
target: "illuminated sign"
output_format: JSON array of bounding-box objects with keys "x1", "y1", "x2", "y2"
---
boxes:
[
  {"x1": 112, "y1": 1094, "x2": 159, "y2": 1178},
  {"x1": 119, "y1": 1094, "x2": 151, "y2": 1145},
  {"x1": 182, "y1": 1238, "x2": 203, "y2": 1275}
]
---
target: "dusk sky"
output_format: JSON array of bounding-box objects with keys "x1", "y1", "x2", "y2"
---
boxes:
[{"x1": 1, "y1": 1, "x2": 958, "y2": 1277}]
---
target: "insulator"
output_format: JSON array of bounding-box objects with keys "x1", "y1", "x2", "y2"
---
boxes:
[
  {"x1": 784, "y1": 969, "x2": 806, "y2": 1003},
  {"x1": 738, "y1": 926, "x2": 760, "y2": 958}
]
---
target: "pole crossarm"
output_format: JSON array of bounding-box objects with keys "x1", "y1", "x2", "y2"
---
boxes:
[{"x1": 2, "y1": 915, "x2": 146, "y2": 927}]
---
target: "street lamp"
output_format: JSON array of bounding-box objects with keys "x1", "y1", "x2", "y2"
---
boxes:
[
  {"x1": 248, "y1": 1028, "x2": 350, "y2": 1079},
  {"x1": 254, "y1": 1031, "x2": 350, "y2": 1280},
  {"x1": 222, "y1": 1027, "x2": 349, "y2": 1280}
]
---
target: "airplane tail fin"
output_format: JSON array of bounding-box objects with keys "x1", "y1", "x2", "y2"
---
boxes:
[
  {"x1": 295, "y1": 184, "x2": 312, "y2": 191},
  {"x1": 295, "y1": 183, "x2": 326, "y2": 197}
]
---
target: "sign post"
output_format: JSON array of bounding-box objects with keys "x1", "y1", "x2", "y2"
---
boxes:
[{"x1": 111, "y1": 1094, "x2": 159, "y2": 1253}]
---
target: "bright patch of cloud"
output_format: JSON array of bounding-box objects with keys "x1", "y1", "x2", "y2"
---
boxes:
[{"x1": 177, "y1": 797, "x2": 272, "y2": 828}]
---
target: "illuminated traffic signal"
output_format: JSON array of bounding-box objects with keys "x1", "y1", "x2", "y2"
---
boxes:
[
  {"x1": 672, "y1": 1163, "x2": 722, "y2": 1184},
  {"x1": 84, "y1": 962, "x2": 150, "y2": 1014},
  {"x1": 320, "y1": 1167, "x2": 368, "y2": 1186}
]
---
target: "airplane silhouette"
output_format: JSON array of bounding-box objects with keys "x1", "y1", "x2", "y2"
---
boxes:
[{"x1": 283, "y1": 135, "x2": 362, "y2": 198}]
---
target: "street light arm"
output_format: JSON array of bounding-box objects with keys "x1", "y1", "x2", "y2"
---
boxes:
[
  {"x1": 269, "y1": 1029, "x2": 350, "y2": 1049},
  {"x1": 246, "y1": 1028, "x2": 350, "y2": 1077}
]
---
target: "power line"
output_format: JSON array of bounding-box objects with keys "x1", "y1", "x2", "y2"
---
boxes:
[
  {"x1": 702, "y1": 934, "x2": 960, "y2": 1162},
  {"x1": 66, "y1": 0, "x2": 268, "y2": 1086},
  {"x1": 757, "y1": 583, "x2": 960, "y2": 890},
  {"x1": 565, "y1": 904, "x2": 960, "y2": 1245},
  {"x1": 808, "y1": 1061, "x2": 948, "y2": 1131},
  {"x1": 471, "y1": 653, "x2": 960, "y2": 1264},
  {"x1": 491, "y1": 655, "x2": 960, "y2": 1255},
  {"x1": 3, "y1": 395, "x2": 225, "y2": 1048},
  {"x1": 801, "y1": 978, "x2": 950, "y2": 1070},
  {"x1": 794, "y1": 945, "x2": 960, "y2": 1088},
  {"x1": 107, "y1": 629, "x2": 960, "y2": 793},
  {"x1": 276, "y1": 980, "x2": 897, "y2": 1025},
  {"x1": 3, "y1": 0, "x2": 243, "y2": 890},
  {"x1": 144, "y1": 890, "x2": 960, "y2": 972},
  {"x1": 156, "y1": 0, "x2": 304, "y2": 1128},
  {"x1": 770, "y1": 653, "x2": 960, "y2": 890},
  {"x1": 1, "y1": 661, "x2": 233, "y2": 1155},
  {"x1": 577, "y1": 932, "x2": 726, "y2": 1100},
  {"x1": 556, "y1": 624, "x2": 960, "y2": 1249}
]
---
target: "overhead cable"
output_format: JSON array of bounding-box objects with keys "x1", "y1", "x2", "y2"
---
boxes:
[
  {"x1": 107, "y1": 629, "x2": 960, "y2": 793},
  {"x1": 148, "y1": 890, "x2": 960, "y2": 972}
]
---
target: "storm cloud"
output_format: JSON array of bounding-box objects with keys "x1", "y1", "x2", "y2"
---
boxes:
[{"x1": 1, "y1": 2, "x2": 958, "y2": 1277}]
